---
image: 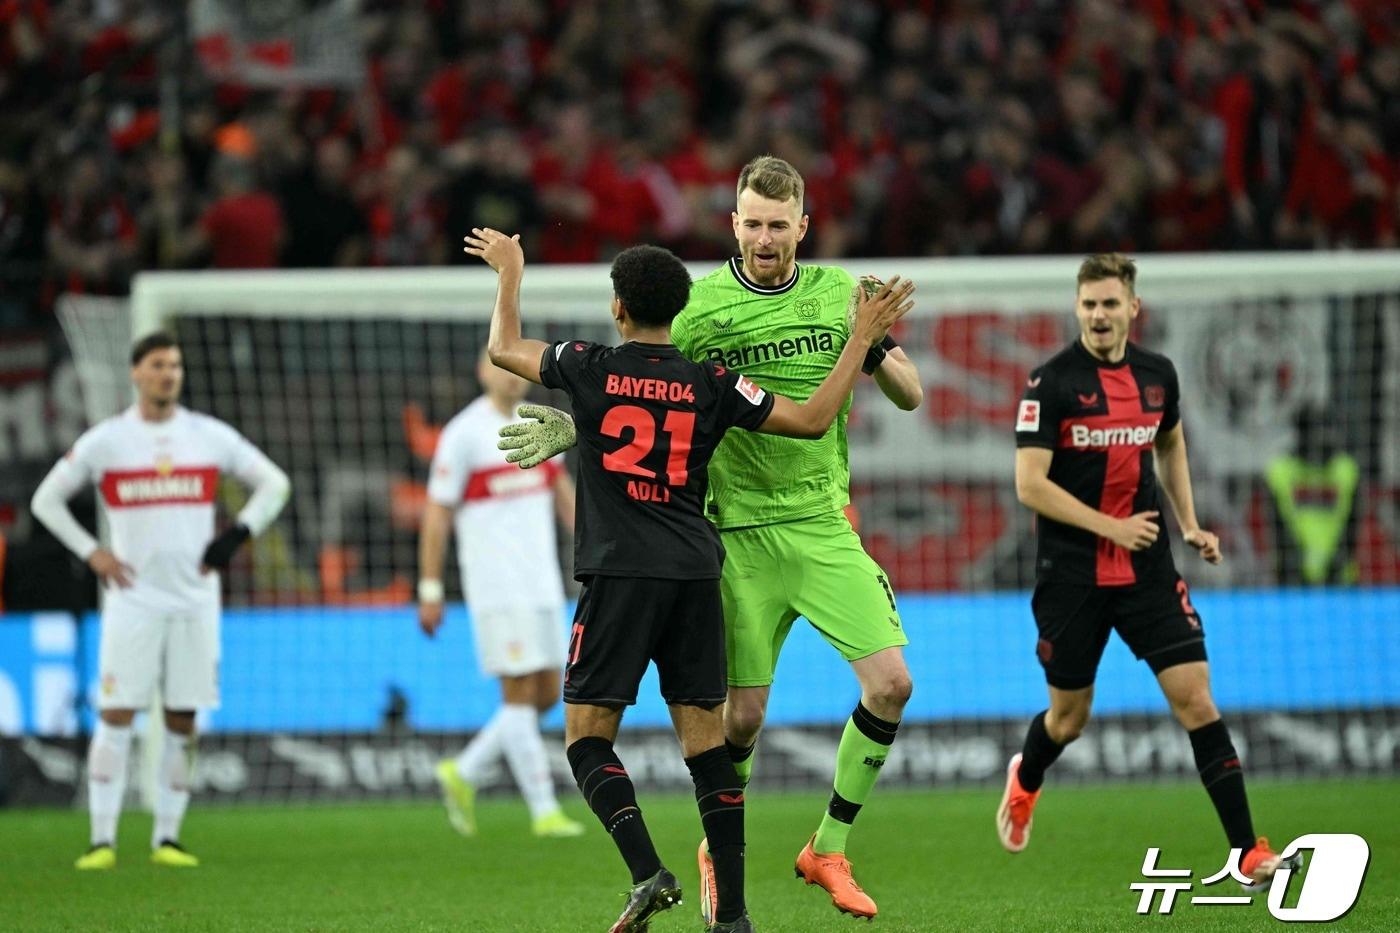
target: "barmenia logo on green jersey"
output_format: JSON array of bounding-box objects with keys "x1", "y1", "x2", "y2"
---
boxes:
[{"x1": 702, "y1": 329, "x2": 836, "y2": 368}]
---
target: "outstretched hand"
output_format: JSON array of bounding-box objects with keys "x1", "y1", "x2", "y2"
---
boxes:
[
  {"x1": 498, "y1": 404, "x2": 577, "y2": 469},
  {"x1": 463, "y1": 227, "x2": 524, "y2": 275},
  {"x1": 851, "y1": 275, "x2": 916, "y2": 347}
]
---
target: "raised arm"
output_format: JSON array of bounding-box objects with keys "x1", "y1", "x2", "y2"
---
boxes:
[
  {"x1": 1153, "y1": 422, "x2": 1222, "y2": 563},
  {"x1": 465, "y1": 227, "x2": 551, "y2": 385},
  {"x1": 872, "y1": 346, "x2": 923, "y2": 411},
  {"x1": 758, "y1": 277, "x2": 916, "y2": 438},
  {"x1": 849, "y1": 277, "x2": 921, "y2": 410}
]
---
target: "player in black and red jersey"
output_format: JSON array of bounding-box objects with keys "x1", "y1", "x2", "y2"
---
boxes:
[
  {"x1": 465, "y1": 226, "x2": 913, "y2": 933},
  {"x1": 998, "y1": 253, "x2": 1300, "y2": 890}
]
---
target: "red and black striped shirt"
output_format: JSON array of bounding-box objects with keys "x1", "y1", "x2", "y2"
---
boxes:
[{"x1": 1015, "y1": 340, "x2": 1181, "y2": 586}]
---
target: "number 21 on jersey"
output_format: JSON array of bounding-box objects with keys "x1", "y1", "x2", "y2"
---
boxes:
[{"x1": 601, "y1": 404, "x2": 696, "y2": 502}]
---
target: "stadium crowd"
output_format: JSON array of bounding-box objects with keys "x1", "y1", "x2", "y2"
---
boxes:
[{"x1": 1, "y1": 0, "x2": 1397, "y2": 327}]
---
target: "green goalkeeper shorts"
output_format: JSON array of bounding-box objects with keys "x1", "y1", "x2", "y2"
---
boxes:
[{"x1": 720, "y1": 510, "x2": 907, "y2": 687}]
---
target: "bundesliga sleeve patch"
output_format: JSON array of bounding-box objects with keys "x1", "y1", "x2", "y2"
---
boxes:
[
  {"x1": 735, "y1": 375, "x2": 766, "y2": 405},
  {"x1": 1016, "y1": 399, "x2": 1041, "y2": 432}
]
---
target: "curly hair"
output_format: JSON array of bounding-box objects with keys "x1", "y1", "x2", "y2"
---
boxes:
[{"x1": 609, "y1": 245, "x2": 692, "y2": 327}]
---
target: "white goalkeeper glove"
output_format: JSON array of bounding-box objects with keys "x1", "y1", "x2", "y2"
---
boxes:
[{"x1": 497, "y1": 404, "x2": 577, "y2": 468}]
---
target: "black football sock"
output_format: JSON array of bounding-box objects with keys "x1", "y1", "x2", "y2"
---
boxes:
[
  {"x1": 1189, "y1": 719, "x2": 1256, "y2": 851},
  {"x1": 687, "y1": 745, "x2": 746, "y2": 924},
  {"x1": 567, "y1": 737, "x2": 662, "y2": 883},
  {"x1": 1018, "y1": 710, "x2": 1066, "y2": 793},
  {"x1": 724, "y1": 738, "x2": 756, "y2": 788}
]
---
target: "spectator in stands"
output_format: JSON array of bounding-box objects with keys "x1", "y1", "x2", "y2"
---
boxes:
[
  {"x1": 367, "y1": 145, "x2": 445, "y2": 266},
  {"x1": 281, "y1": 136, "x2": 370, "y2": 268},
  {"x1": 444, "y1": 124, "x2": 541, "y2": 263},
  {"x1": 532, "y1": 101, "x2": 628, "y2": 263},
  {"x1": 47, "y1": 151, "x2": 136, "y2": 294},
  {"x1": 961, "y1": 106, "x2": 1080, "y2": 255},
  {"x1": 1071, "y1": 133, "x2": 1151, "y2": 252},
  {"x1": 0, "y1": 0, "x2": 1394, "y2": 319},
  {"x1": 1145, "y1": 104, "x2": 1230, "y2": 253},
  {"x1": 666, "y1": 133, "x2": 742, "y2": 261},
  {"x1": 0, "y1": 146, "x2": 47, "y2": 325},
  {"x1": 186, "y1": 153, "x2": 284, "y2": 269},
  {"x1": 136, "y1": 151, "x2": 200, "y2": 271},
  {"x1": 1363, "y1": 45, "x2": 1400, "y2": 159},
  {"x1": 1217, "y1": 25, "x2": 1316, "y2": 248},
  {"x1": 1279, "y1": 109, "x2": 1397, "y2": 248},
  {"x1": 1047, "y1": 69, "x2": 1112, "y2": 173}
]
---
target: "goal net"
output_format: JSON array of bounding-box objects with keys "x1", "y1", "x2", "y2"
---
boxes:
[{"x1": 20, "y1": 252, "x2": 1400, "y2": 802}]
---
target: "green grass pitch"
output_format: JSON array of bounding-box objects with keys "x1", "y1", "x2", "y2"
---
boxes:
[{"x1": 3, "y1": 779, "x2": 1395, "y2": 931}]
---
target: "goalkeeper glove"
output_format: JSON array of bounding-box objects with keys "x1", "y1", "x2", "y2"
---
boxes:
[
  {"x1": 497, "y1": 404, "x2": 577, "y2": 469},
  {"x1": 847, "y1": 275, "x2": 899, "y2": 373},
  {"x1": 201, "y1": 524, "x2": 251, "y2": 570}
]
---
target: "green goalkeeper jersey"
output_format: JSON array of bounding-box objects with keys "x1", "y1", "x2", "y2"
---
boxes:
[{"x1": 671, "y1": 257, "x2": 856, "y2": 530}]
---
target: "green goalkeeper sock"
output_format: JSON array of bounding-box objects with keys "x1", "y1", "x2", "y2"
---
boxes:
[
  {"x1": 725, "y1": 739, "x2": 756, "y2": 788},
  {"x1": 812, "y1": 703, "x2": 899, "y2": 854}
]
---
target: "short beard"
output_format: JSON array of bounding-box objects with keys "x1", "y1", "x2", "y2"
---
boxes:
[{"x1": 745, "y1": 249, "x2": 791, "y2": 284}]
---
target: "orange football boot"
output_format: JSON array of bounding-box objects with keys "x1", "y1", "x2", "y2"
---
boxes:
[
  {"x1": 996, "y1": 753, "x2": 1041, "y2": 853},
  {"x1": 1241, "y1": 837, "x2": 1304, "y2": 891},
  {"x1": 794, "y1": 836, "x2": 877, "y2": 919}
]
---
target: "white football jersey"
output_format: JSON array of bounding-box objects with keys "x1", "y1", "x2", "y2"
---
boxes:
[
  {"x1": 427, "y1": 397, "x2": 566, "y2": 611},
  {"x1": 62, "y1": 406, "x2": 276, "y2": 612}
]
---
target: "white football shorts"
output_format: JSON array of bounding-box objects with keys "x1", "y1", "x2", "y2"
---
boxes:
[
  {"x1": 97, "y1": 602, "x2": 220, "y2": 710},
  {"x1": 470, "y1": 605, "x2": 565, "y2": 677}
]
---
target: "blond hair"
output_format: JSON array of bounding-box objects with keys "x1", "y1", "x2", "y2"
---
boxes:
[
  {"x1": 1077, "y1": 253, "x2": 1137, "y2": 295},
  {"x1": 736, "y1": 155, "x2": 805, "y2": 208}
]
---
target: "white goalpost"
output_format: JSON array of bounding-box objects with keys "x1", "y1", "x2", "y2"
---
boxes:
[{"x1": 44, "y1": 249, "x2": 1391, "y2": 800}]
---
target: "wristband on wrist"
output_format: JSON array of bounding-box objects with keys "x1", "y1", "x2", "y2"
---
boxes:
[
  {"x1": 417, "y1": 579, "x2": 445, "y2": 603},
  {"x1": 862, "y1": 335, "x2": 898, "y2": 375}
]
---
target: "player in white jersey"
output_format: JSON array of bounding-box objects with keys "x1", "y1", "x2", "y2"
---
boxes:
[
  {"x1": 31, "y1": 333, "x2": 290, "y2": 870},
  {"x1": 417, "y1": 350, "x2": 583, "y2": 839}
]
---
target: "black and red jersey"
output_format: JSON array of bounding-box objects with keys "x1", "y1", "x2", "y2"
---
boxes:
[
  {"x1": 540, "y1": 340, "x2": 775, "y2": 581},
  {"x1": 1015, "y1": 340, "x2": 1182, "y2": 586}
]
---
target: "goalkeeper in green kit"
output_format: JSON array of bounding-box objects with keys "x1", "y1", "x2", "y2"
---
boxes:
[{"x1": 501, "y1": 156, "x2": 922, "y2": 922}]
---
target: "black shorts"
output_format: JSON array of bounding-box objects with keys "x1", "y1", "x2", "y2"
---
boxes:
[
  {"x1": 563, "y1": 575, "x2": 727, "y2": 709},
  {"x1": 1031, "y1": 570, "x2": 1207, "y2": 690}
]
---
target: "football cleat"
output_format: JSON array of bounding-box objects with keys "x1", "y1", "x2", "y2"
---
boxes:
[
  {"x1": 75, "y1": 843, "x2": 116, "y2": 871},
  {"x1": 708, "y1": 913, "x2": 756, "y2": 932},
  {"x1": 1240, "y1": 836, "x2": 1304, "y2": 892},
  {"x1": 150, "y1": 839, "x2": 199, "y2": 867},
  {"x1": 996, "y1": 753, "x2": 1041, "y2": 853},
  {"x1": 434, "y1": 759, "x2": 477, "y2": 836},
  {"x1": 794, "y1": 836, "x2": 877, "y2": 919},
  {"x1": 697, "y1": 837, "x2": 717, "y2": 927},
  {"x1": 531, "y1": 809, "x2": 585, "y2": 838},
  {"x1": 608, "y1": 867, "x2": 682, "y2": 933}
]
